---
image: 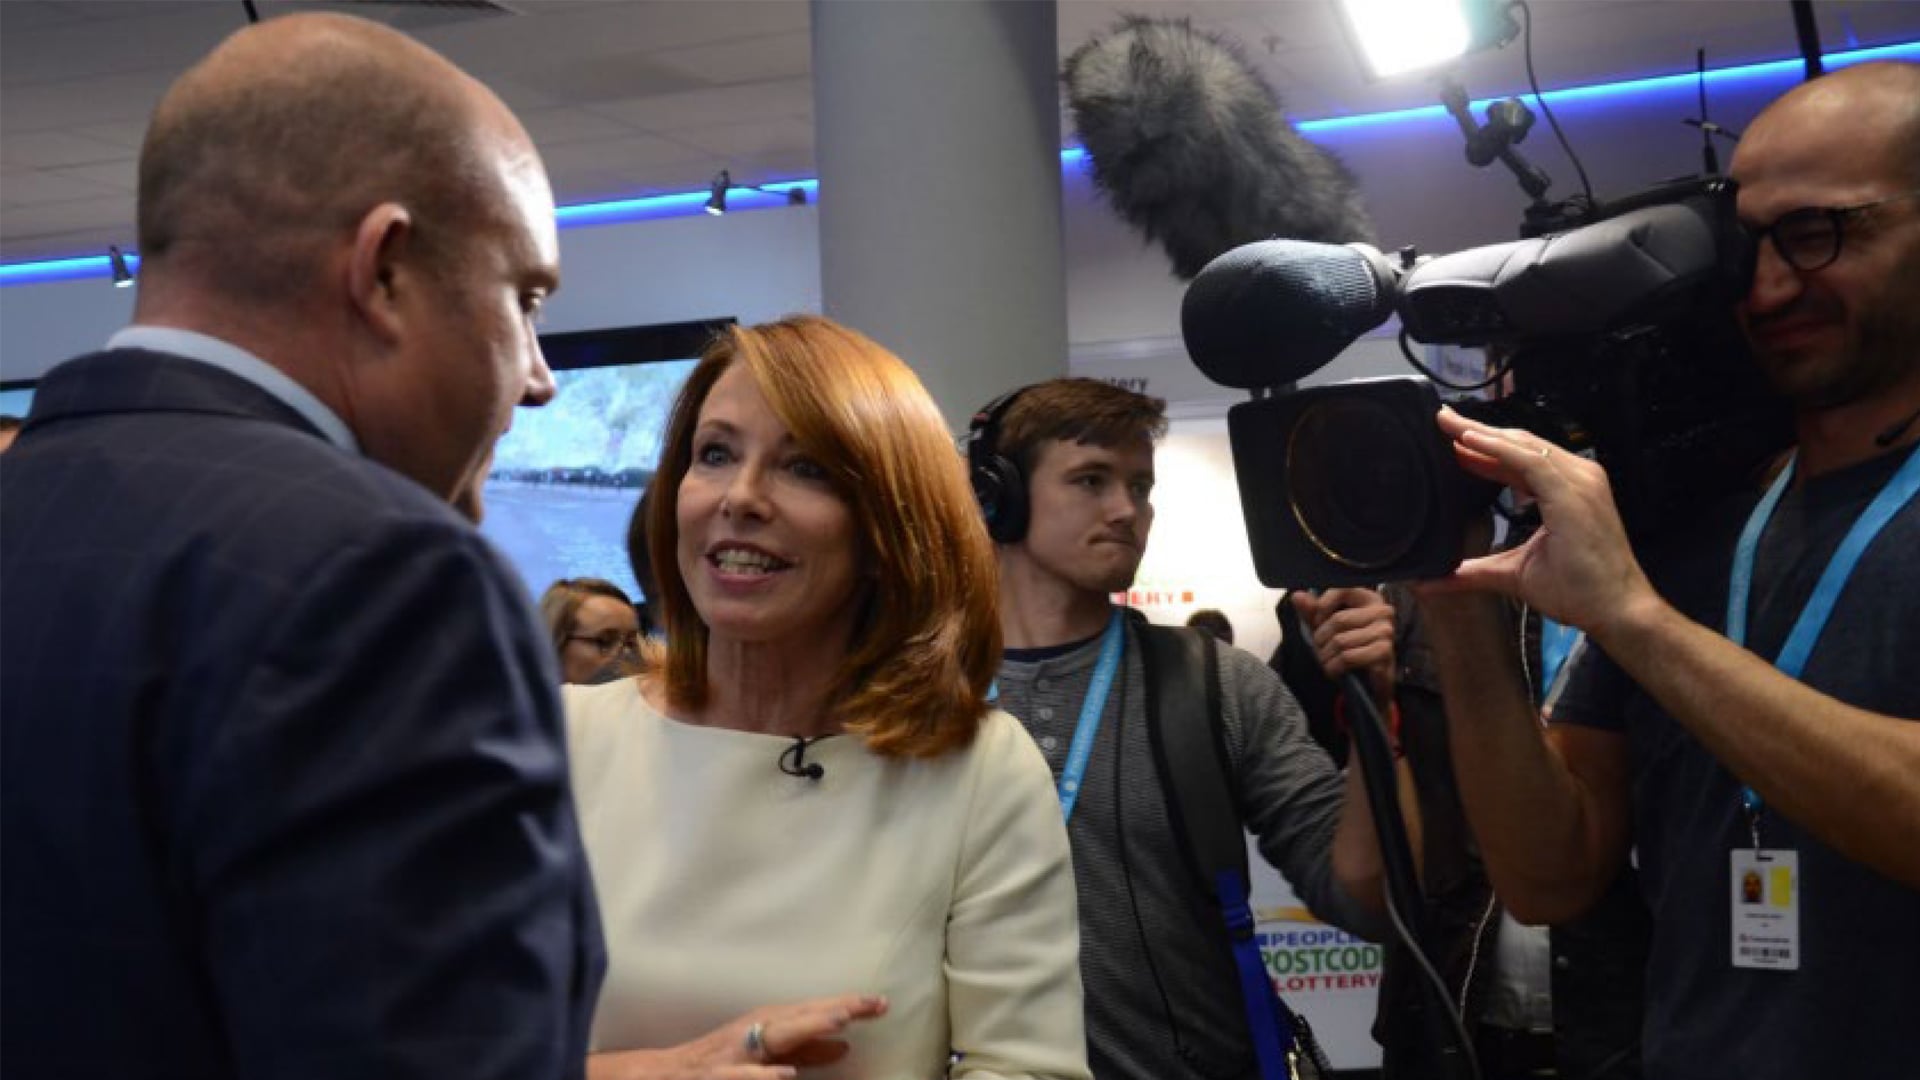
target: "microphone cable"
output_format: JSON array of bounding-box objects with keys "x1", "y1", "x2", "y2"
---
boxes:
[
  {"x1": 1516, "y1": 0, "x2": 1595, "y2": 210},
  {"x1": 778, "y1": 735, "x2": 832, "y2": 781},
  {"x1": 1342, "y1": 683, "x2": 1485, "y2": 1080},
  {"x1": 1396, "y1": 329, "x2": 1517, "y2": 394}
]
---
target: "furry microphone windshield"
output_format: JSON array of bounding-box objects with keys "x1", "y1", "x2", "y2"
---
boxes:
[{"x1": 1064, "y1": 16, "x2": 1376, "y2": 280}]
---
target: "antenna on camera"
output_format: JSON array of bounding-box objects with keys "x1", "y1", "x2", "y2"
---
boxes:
[
  {"x1": 1695, "y1": 49, "x2": 1719, "y2": 174},
  {"x1": 1682, "y1": 48, "x2": 1742, "y2": 176}
]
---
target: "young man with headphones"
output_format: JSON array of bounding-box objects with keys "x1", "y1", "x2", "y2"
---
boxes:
[{"x1": 970, "y1": 377, "x2": 1401, "y2": 1080}]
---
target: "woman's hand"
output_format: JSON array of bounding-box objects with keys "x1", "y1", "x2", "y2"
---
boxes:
[{"x1": 587, "y1": 994, "x2": 890, "y2": 1080}]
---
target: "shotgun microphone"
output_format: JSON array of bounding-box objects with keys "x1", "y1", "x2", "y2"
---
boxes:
[{"x1": 1063, "y1": 16, "x2": 1376, "y2": 281}]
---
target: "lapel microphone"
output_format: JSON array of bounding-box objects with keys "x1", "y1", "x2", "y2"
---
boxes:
[{"x1": 778, "y1": 735, "x2": 828, "y2": 781}]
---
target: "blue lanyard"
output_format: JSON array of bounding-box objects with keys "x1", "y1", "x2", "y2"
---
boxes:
[
  {"x1": 1057, "y1": 611, "x2": 1126, "y2": 824},
  {"x1": 1726, "y1": 444, "x2": 1920, "y2": 819},
  {"x1": 1539, "y1": 616, "x2": 1580, "y2": 697},
  {"x1": 985, "y1": 611, "x2": 1125, "y2": 822}
]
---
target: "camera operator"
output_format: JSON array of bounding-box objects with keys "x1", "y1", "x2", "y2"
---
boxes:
[{"x1": 1414, "y1": 60, "x2": 1920, "y2": 1078}]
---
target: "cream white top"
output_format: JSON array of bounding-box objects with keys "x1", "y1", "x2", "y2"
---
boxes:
[{"x1": 564, "y1": 679, "x2": 1090, "y2": 1080}]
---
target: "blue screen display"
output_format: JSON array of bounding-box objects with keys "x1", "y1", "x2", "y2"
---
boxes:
[
  {"x1": 0, "y1": 386, "x2": 35, "y2": 420},
  {"x1": 479, "y1": 359, "x2": 697, "y2": 603}
]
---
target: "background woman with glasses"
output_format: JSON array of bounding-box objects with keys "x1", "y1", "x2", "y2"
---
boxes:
[{"x1": 539, "y1": 577, "x2": 643, "y2": 684}]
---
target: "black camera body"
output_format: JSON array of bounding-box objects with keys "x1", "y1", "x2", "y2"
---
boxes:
[
  {"x1": 1192, "y1": 179, "x2": 1792, "y2": 589},
  {"x1": 1229, "y1": 379, "x2": 1481, "y2": 587}
]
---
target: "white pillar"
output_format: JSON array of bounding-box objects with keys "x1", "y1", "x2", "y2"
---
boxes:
[{"x1": 812, "y1": 0, "x2": 1065, "y2": 431}]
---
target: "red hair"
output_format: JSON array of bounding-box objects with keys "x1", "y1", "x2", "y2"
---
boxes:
[{"x1": 647, "y1": 316, "x2": 1001, "y2": 757}]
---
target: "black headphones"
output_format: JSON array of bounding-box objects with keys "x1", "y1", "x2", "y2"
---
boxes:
[{"x1": 968, "y1": 388, "x2": 1030, "y2": 544}]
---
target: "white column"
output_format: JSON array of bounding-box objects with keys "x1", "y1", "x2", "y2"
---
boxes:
[{"x1": 812, "y1": 0, "x2": 1065, "y2": 431}]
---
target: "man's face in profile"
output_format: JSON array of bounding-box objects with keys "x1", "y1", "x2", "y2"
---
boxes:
[
  {"x1": 453, "y1": 444, "x2": 494, "y2": 522},
  {"x1": 393, "y1": 130, "x2": 560, "y2": 523}
]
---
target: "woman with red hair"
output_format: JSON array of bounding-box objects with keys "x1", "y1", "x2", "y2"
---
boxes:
[{"x1": 567, "y1": 316, "x2": 1087, "y2": 1080}]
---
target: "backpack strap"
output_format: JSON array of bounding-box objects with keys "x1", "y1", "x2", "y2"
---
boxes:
[
  {"x1": 1137, "y1": 624, "x2": 1302, "y2": 1080},
  {"x1": 1138, "y1": 625, "x2": 1245, "y2": 888}
]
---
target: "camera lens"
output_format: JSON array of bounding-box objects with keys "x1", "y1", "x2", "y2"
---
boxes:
[{"x1": 1285, "y1": 397, "x2": 1433, "y2": 569}]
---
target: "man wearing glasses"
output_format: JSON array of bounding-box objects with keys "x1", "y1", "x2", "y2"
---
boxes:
[{"x1": 1414, "y1": 61, "x2": 1920, "y2": 1077}]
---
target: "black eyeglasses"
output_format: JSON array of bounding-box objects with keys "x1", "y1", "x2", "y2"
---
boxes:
[
  {"x1": 566, "y1": 629, "x2": 641, "y2": 656},
  {"x1": 1746, "y1": 187, "x2": 1920, "y2": 272}
]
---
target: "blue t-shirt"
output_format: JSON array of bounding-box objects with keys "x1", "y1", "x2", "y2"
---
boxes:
[{"x1": 1554, "y1": 446, "x2": 1920, "y2": 1080}]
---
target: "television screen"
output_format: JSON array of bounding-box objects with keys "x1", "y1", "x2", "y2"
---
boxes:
[
  {"x1": 1, "y1": 326, "x2": 710, "y2": 608},
  {"x1": 477, "y1": 319, "x2": 725, "y2": 606},
  {"x1": 0, "y1": 383, "x2": 35, "y2": 421}
]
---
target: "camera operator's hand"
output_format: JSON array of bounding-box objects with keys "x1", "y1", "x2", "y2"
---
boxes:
[{"x1": 1420, "y1": 408, "x2": 1661, "y2": 642}]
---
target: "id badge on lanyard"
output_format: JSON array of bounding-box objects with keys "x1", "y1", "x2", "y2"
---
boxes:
[
  {"x1": 1731, "y1": 849, "x2": 1800, "y2": 971},
  {"x1": 1723, "y1": 444, "x2": 1920, "y2": 971}
]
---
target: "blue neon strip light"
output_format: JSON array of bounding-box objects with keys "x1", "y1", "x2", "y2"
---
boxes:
[
  {"x1": 0, "y1": 252, "x2": 141, "y2": 287},
  {"x1": 553, "y1": 178, "x2": 818, "y2": 227},
  {"x1": 5, "y1": 39, "x2": 1915, "y2": 286},
  {"x1": 1296, "y1": 38, "x2": 1920, "y2": 133}
]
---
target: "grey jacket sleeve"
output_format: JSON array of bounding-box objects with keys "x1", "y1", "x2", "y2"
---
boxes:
[{"x1": 1215, "y1": 643, "x2": 1379, "y2": 936}]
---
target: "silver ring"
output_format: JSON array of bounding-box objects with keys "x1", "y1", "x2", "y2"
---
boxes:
[{"x1": 744, "y1": 1021, "x2": 767, "y2": 1061}]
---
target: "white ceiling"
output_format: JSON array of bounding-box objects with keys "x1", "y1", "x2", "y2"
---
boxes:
[{"x1": 4, "y1": 0, "x2": 1917, "y2": 264}]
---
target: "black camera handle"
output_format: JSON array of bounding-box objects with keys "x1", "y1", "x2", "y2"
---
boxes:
[
  {"x1": 1285, "y1": 598, "x2": 1480, "y2": 1080},
  {"x1": 1439, "y1": 76, "x2": 1593, "y2": 238}
]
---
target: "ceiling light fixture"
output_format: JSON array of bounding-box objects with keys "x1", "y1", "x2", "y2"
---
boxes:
[
  {"x1": 1338, "y1": 0, "x2": 1519, "y2": 80},
  {"x1": 704, "y1": 170, "x2": 731, "y2": 215},
  {"x1": 109, "y1": 246, "x2": 134, "y2": 288},
  {"x1": 703, "y1": 168, "x2": 808, "y2": 217}
]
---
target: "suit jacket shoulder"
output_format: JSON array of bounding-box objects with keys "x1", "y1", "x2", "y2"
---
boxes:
[{"x1": 1, "y1": 348, "x2": 602, "y2": 1080}]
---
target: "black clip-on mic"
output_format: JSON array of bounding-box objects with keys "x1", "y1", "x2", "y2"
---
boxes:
[{"x1": 778, "y1": 735, "x2": 827, "y2": 781}]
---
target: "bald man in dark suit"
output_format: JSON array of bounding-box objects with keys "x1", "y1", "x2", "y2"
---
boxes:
[{"x1": 0, "y1": 15, "x2": 602, "y2": 1079}]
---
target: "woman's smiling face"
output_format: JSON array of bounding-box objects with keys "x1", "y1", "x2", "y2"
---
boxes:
[{"x1": 675, "y1": 362, "x2": 863, "y2": 651}]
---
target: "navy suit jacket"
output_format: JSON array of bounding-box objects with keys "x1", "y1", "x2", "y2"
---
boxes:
[{"x1": 1, "y1": 350, "x2": 604, "y2": 1078}]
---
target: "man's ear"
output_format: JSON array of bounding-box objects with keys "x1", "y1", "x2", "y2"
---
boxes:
[{"x1": 346, "y1": 202, "x2": 416, "y2": 345}]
